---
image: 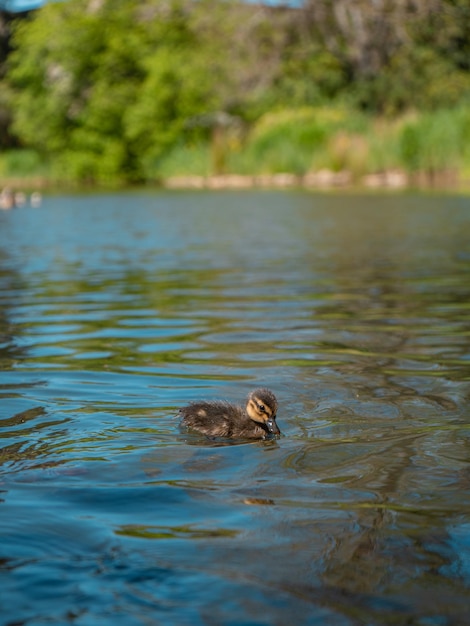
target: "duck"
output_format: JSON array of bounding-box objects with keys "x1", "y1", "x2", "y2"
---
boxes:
[{"x1": 179, "y1": 388, "x2": 280, "y2": 440}]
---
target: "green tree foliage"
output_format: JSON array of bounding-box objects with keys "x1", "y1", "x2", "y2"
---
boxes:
[
  {"x1": 10, "y1": 1, "x2": 137, "y2": 181},
  {"x1": 8, "y1": 0, "x2": 221, "y2": 183},
  {"x1": 4, "y1": 0, "x2": 470, "y2": 183},
  {"x1": 299, "y1": 0, "x2": 470, "y2": 113}
]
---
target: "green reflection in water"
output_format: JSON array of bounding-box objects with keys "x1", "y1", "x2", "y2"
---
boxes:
[{"x1": 116, "y1": 524, "x2": 239, "y2": 540}]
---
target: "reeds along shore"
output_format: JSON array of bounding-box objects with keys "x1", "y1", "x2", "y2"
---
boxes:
[
  {"x1": 153, "y1": 106, "x2": 470, "y2": 191},
  {"x1": 1, "y1": 106, "x2": 469, "y2": 191},
  {"x1": 163, "y1": 169, "x2": 463, "y2": 191}
]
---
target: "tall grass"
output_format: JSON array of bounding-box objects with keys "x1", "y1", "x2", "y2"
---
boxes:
[
  {"x1": 0, "y1": 149, "x2": 48, "y2": 178},
  {"x1": 154, "y1": 142, "x2": 212, "y2": 179},
  {"x1": 228, "y1": 107, "x2": 368, "y2": 175},
  {"x1": 236, "y1": 104, "x2": 470, "y2": 182},
  {"x1": 399, "y1": 109, "x2": 466, "y2": 173},
  {"x1": 3, "y1": 105, "x2": 470, "y2": 187}
]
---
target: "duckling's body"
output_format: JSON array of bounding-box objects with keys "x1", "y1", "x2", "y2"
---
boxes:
[{"x1": 179, "y1": 388, "x2": 280, "y2": 440}]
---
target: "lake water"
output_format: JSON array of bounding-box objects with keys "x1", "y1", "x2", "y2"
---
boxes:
[{"x1": 0, "y1": 190, "x2": 469, "y2": 625}]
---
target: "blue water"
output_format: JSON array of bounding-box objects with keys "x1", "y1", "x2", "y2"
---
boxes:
[{"x1": 0, "y1": 190, "x2": 469, "y2": 625}]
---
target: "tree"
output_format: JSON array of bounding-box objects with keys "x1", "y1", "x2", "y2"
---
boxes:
[
  {"x1": 8, "y1": 0, "x2": 222, "y2": 182},
  {"x1": 299, "y1": 0, "x2": 470, "y2": 112},
  {"x1": 6, "y1": 0, "x2": 470, "y2": 183}
]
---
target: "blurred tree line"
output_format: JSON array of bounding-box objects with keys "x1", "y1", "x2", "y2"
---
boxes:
[{"x1": 1, "y1": 0, "x2": 470, "y2": 184}]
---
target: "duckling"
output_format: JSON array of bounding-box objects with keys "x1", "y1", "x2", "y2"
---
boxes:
[{"x1": 179, "y1": 388, "x2": 280, "y2": 440}]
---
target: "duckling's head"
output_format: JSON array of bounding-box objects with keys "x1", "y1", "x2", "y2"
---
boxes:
[{"x1": 246, "y1": 388, "x2": 280, "y2": 436}]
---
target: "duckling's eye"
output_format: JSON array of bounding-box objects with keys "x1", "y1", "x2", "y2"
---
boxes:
[{"x1": 258, "y1": 404, "x2": 265, "y2": 412}]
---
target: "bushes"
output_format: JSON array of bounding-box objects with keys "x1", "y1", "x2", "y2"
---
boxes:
[
  {"x1": 208, "y1": 105, "x2": 470, "y2": 182},
  {"x1": 6, "y1": 104, "x2": 470, "y2": 185},
  {"x1": 398, "y1": 107, "x2": 470, "y2": 176},
  {"x1": 154, "y1": 142, "x2": 212, "y2": 179},
  {"x1": 4, "y1": 103, "x2": 470, "y2": 185},
  {"x1": 0, "y1": 149, "x2": 52, "y2": 184},
  {"x1": 227, "y1": 108, "x2": 360, "y2": 175},
  {"x1": 4, "y1": 0, "x2": 470, "y2": 186}
]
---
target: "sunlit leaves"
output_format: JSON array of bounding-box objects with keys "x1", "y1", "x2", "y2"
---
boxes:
[{"x1": 8, "y1": 0, "x2": 217, "y2": 183}]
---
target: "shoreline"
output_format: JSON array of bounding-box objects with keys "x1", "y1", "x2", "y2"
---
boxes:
[
  {"x1": 1, "y1": 168, "x2": 468, "y2": 194},
  {"x1": 163, "y1": 169, "x2": 466, "y2": 191}
]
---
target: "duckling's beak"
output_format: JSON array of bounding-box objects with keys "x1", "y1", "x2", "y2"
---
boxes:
[{"x1": 266, "y1": 418, "x2": 280, "y2": 436}]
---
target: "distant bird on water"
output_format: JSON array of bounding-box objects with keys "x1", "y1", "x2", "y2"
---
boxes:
[{"x1": 179, "y1": 388, "x2": 280, "y2": 440}]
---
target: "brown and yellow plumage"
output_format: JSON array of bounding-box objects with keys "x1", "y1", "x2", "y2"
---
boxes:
[{"x1": 179, "y1": 388, "x2": 280, "y2": 440}]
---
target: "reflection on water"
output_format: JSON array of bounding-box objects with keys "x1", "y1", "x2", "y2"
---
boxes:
[{"x1": 0, "y1": 191, "x2": 469, "y2": 625}]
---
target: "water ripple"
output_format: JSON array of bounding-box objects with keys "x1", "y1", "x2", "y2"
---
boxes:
[{"x1": 0, "y1": 191, "x2": 469, "y2": 625}]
